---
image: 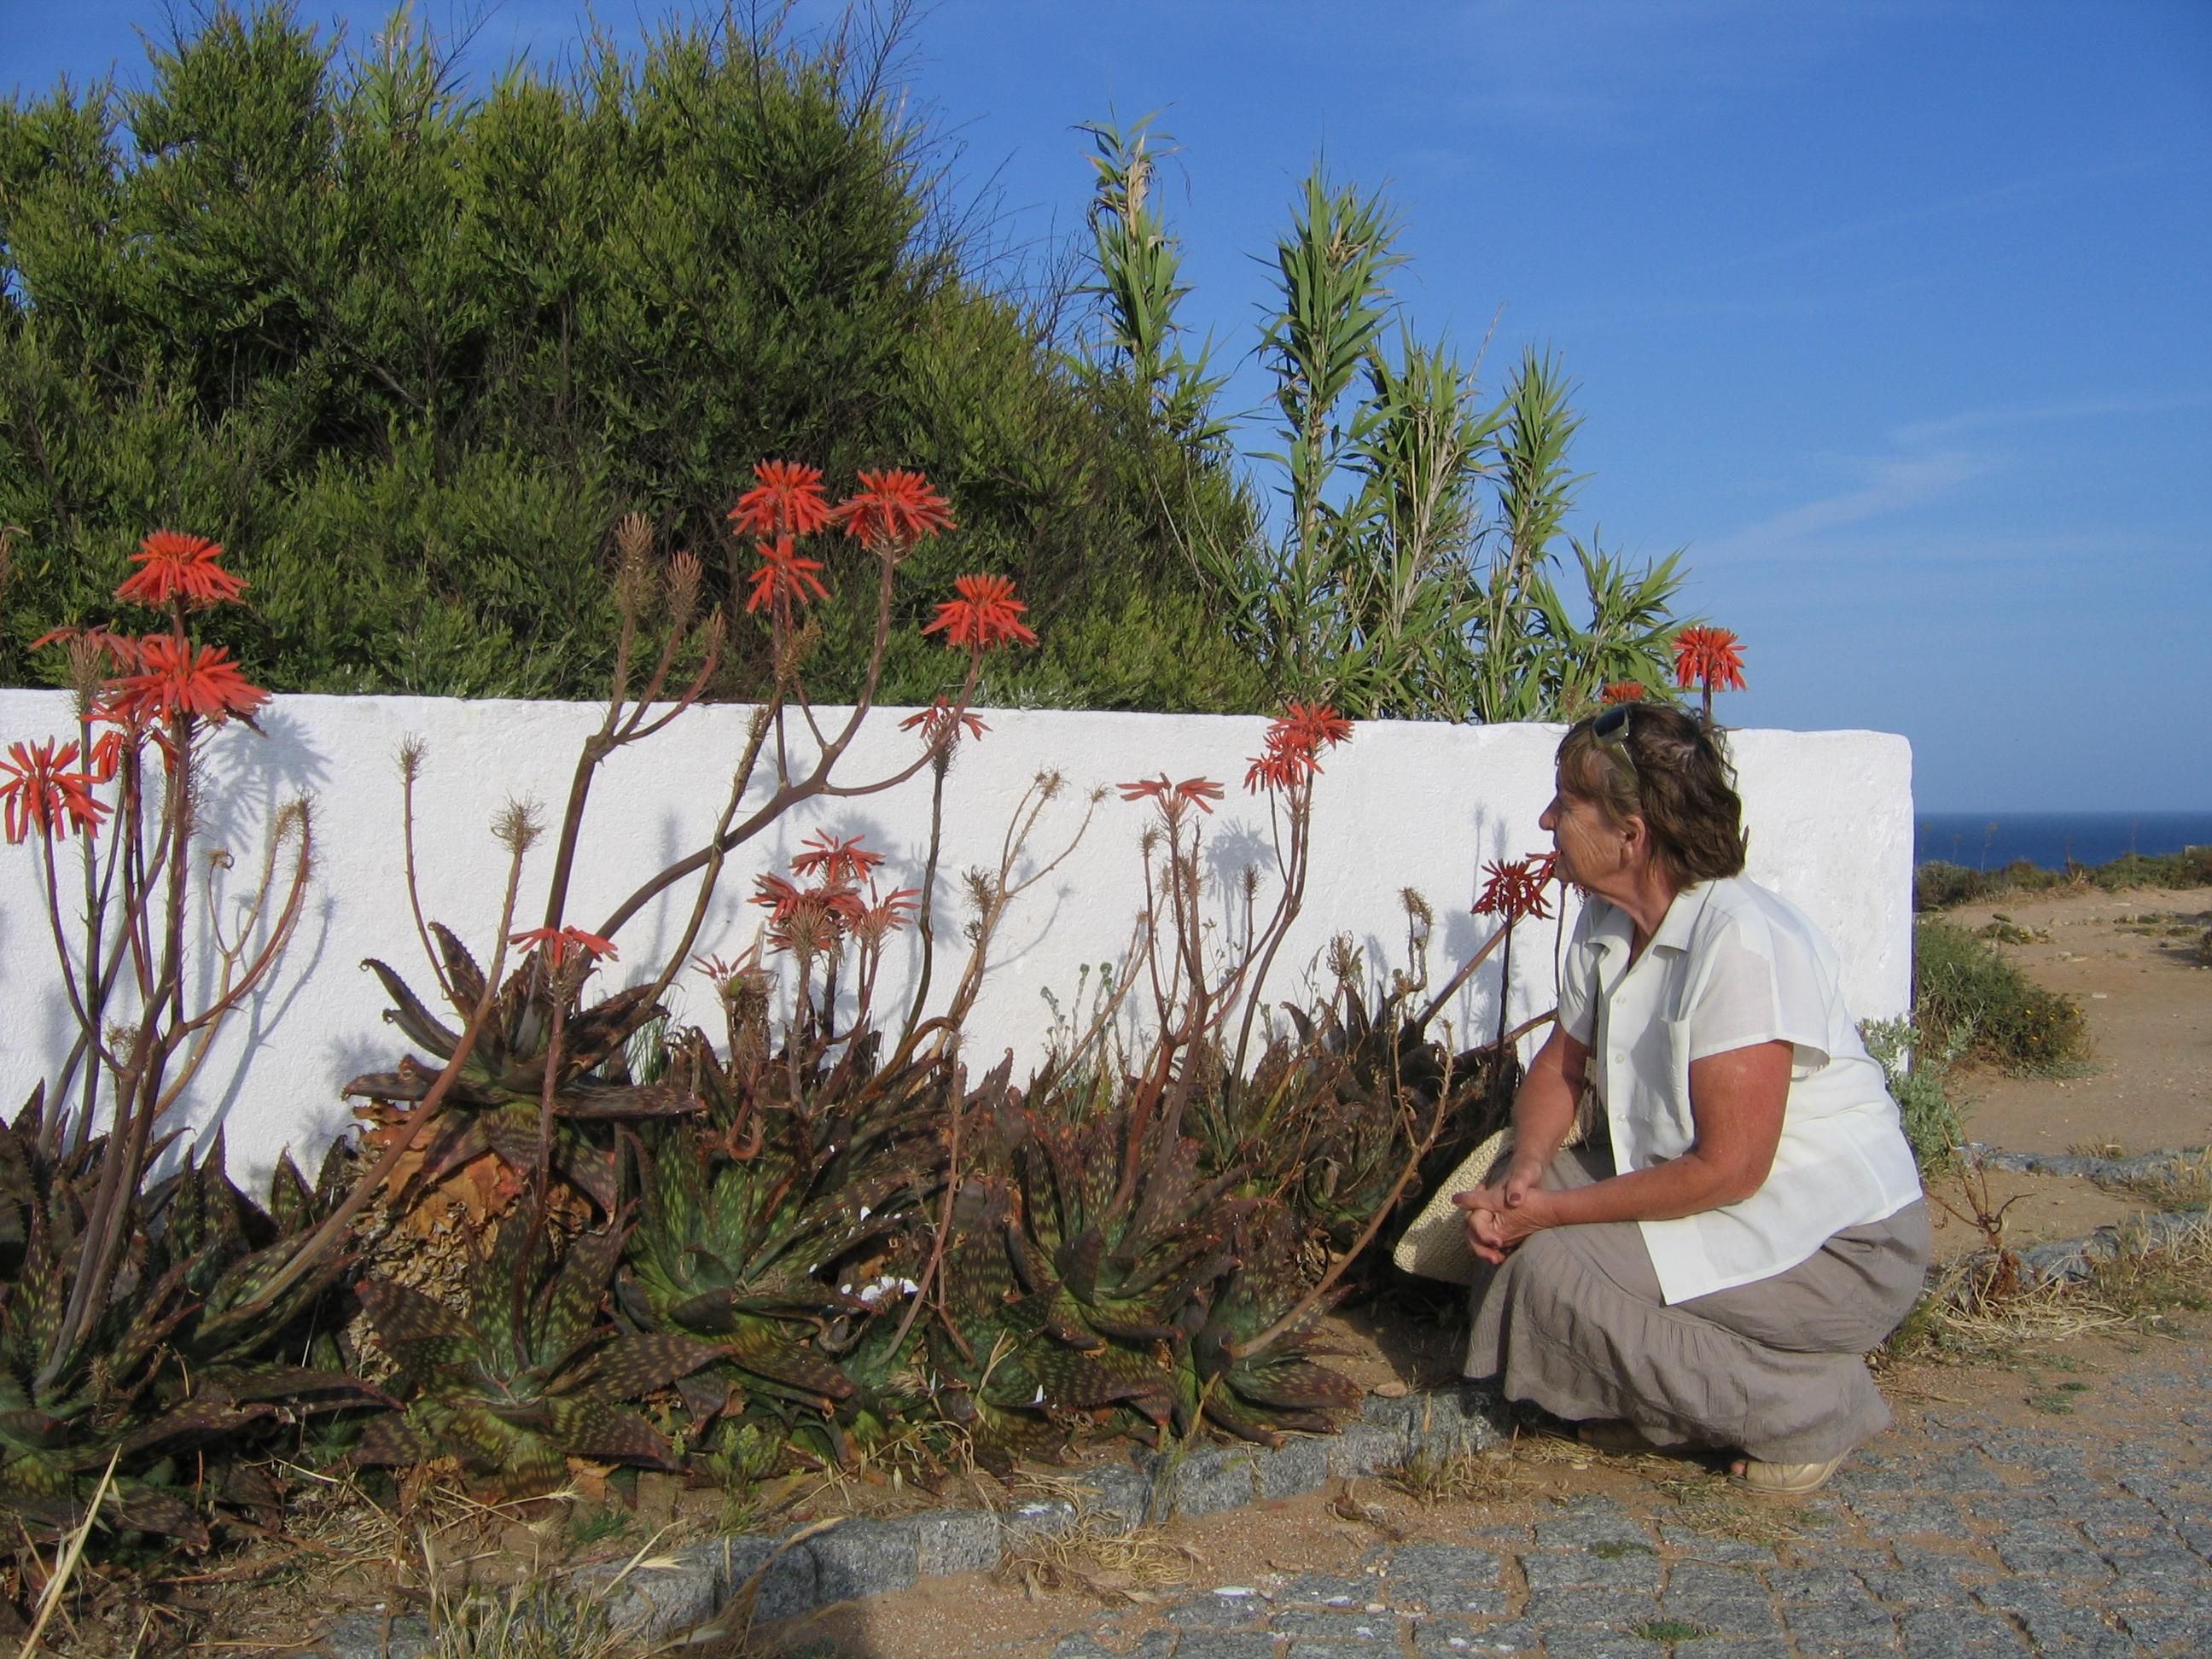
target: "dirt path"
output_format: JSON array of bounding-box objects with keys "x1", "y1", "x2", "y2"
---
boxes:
[
  {"x1": 1917, "y1": 886, "x2": 2210, "y2": 1258},
  {"x1": 1947, "y1": 887, "x2": 2210, "y2": 1156},
  {"x1": 795, "y1": 1325, "x2": 2212, "y2": 1657}
]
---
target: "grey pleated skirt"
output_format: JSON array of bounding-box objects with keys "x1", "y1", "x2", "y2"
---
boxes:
[{"x1": 1464, "y1": 1146, "x2": 1930, "y2": 1464}]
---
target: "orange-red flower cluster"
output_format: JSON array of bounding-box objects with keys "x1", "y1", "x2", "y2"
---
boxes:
[
  {"x1": 1244, "y1": 702, "x2": 1353, "y2": 794},
  {"x1": 115, "y1": 530, "x2": 248, "y2": 609},
  {"x1": 729, "y1": 461, "x2": 836, "y2": 539},
  {"x1": 1673, "y1": 626, "x2": 1747, "y2": 693},
  {"x1": 790, "y1": 830, "x2": 885, "y2": 885},
  {"x1": 1118, "y1": 774, "x2": 1225, "y2": 816},
  {"x1": 923, "y1": 574, "x2": 1037, "y2": 653},
  {"x1": 1600, "y1": 680, "x2": 1647, "y2": 705},
  {"x1": 1475, "y1": 854, "x2": 1555, "y2": 923},
  {"x1": 511, "y1": 925, "x2": 619, "y2": 971},
  {"x1": 751, "y1": 834, "x2": 916, "y2": 958},
  {"x1": 102, "y1": 635, "x2": 271, "y2": 728},
  {"x1": 729, "y1": 460, "x2": 960, "y2": 625},
  {"x1": 744, "y1": 536, "x2": 830, "y2": 614},
  {"x1": 0, "y1": 739, "x2": 110, "y2": 844},
  {"x1": 899, "y1": 697, "x2": 989, "y2": 749},
  {"x1": 841, "y1": 469, "x2": 953, "y2": 550}
]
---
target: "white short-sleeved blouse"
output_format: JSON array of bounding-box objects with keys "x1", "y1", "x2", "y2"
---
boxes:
[{"x1": 1556, "y1": 875, "x2": 1924, "y2": 1304}]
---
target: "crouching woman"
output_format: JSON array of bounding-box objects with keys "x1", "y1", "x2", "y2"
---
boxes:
[{"x1": 1458, "y1": 703, "x2": 1927, "y2": 1493}]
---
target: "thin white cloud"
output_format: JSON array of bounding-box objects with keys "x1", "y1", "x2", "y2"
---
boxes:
[
  {"x1": 1697, "y1": 448, "x2": 1994, "y2": 563},
  {"x1": 1889, "y1": 389, "x2": 2212, "y2": 448}
]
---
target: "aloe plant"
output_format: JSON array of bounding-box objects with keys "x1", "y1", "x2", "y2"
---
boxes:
[
  {"x1": 0, "y1": 1098, "x2": 378, "y2": 1550},
  {"x1": 1179, "y1": 1204, "x2": 1362, "y2": 1445},
  {"x1": 346, "y1": 923, "x2": 701, "y2": 1208},
  {"x1": 351, "y1": 1212, "x2": 719, "y2": 1500},
  {"x1": 626, "y1": 1034, "x2": 944, "y2": 1373}
]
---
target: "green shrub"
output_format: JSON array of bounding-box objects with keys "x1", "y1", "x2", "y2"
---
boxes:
[
  {"x1": 1860, "y1": 1016, "x2": 1967, "y2": 1173},
  {"x1": 1915, "y1": 847, "x2": 2212, "y2": 912},
  {"x1": 1913, "y1": 917, "x2": 2088, "y2": 1074},
  {"x1": 0, "y1": 7, "x2": 1258, "y2": 711}
]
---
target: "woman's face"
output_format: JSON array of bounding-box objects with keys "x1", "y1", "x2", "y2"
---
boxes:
[{"x1": 1540, "y1": 772, "x2": 1631, "y2": 891}]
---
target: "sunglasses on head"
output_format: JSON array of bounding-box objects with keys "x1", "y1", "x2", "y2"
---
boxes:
[{"x1": 1591, "y1": 703, "x2": 1639, "y2": 784}]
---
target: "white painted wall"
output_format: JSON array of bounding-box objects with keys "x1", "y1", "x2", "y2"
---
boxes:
[{"x1": 0, "y1": 691, "x2": 1912, "y2": 1179}]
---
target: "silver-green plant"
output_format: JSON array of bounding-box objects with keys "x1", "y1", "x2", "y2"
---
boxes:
[{"x1": 1079, "y1": 114, "x2": 1231, "y2": 452}]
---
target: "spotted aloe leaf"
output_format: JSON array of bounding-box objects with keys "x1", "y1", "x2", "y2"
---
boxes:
[{"x1": 348, "y1": 1215, "x2": 719, "y2": 1499}]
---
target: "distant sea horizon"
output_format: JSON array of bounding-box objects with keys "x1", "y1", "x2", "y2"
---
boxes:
[{"x1": 1915, "y1": 811, "x2": 2212, "y2": 871}]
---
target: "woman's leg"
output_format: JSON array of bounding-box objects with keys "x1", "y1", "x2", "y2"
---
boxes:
[{"x1": 1467, "y1": 1182, "x2": 1928, "y2": 1464}]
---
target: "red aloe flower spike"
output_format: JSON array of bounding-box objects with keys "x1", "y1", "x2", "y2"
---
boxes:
[
  {"x1": 1475, "y1": 856, "x2": 1553, "y2": 923},
  {"x1": 853, "y1": 887, "x2": 921, "y2": 946},
  {"x1": 1673, "y1": 626, "x2": 1747, "y2": 693},
  {"x1": 1278, "y1": 702, "x2": 1353, "y2": 753},
  {"x1": 763, "y1": 881, "x2": 866, "y2": 956},
  {"x1": 743, "y1": 535, "x2": 830, "y2": 613},
  {"x1": 898, "y1": 698, "x2": 990, "y2": 748},
  {"x1": 30, "y1": 625, "x2": 144, "y2": 670},
  {"x1": 1118, "y1": 774, "x2": 1224, "y2": 816},
  {"x1": 841, "y1": 469, "x2": 953, "y2": 550},
  {"x1": 1600, "y1": 680, "x2": 1646, "y2": 705},
  {"x1": 1174, "y1": 777, "x2": 1224, "y2": 813},
  {"x1": 921, "y1": 573, "x2": 1037, "y2": 651},
  {"x1": 0, "y1": 739, "x2": 110, "y2": 844},
  {"x1": 789, "y1": 831, "x2": 885, "y2": 885},
  {"x1": 114, "y1": 529, "x2": 247, "y2": 609},
  {"x1": 85, "y1": 729, "x2": 125, "y2": 783},
  {"x1": 750, "y1": 872, "x2": 806, "y2": 922},
  {"x1": 1243, "y1": 701, "x2": 1353, "y2": 795},
  {"x1": 102, "y1": 635, "x2": 271, "y2": 727},
  {"x1": 510, "y1": 925, "x2": 620, "y2": 972},
  {"x1": 728, "y1": 460, "x2": 835, "y2": 538}
]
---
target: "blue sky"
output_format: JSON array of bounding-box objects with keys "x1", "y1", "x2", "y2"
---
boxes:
[{"x1": 7, "y1": 1, "x2": 2208, "y2": 812}]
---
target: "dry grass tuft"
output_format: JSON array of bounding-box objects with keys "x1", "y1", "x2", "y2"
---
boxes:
[
  {"x1": 2085, "y1": 1214, "x2": 2212, "y2": 1318},
  {"x1": 1633, "y1": 1464, "x2": 1813, "y2": 1548},
  {"x1": 2108, "y1": 1150, "x2": 2212, "y2": 1214},
  {"x1": 1381, "y1": 1443, "x2": 1524, "y2": 1505},
  {"x1": 993, "y1": 1476, "x2": 1202, "y2": 1604},
  {"x1": 1921, "y1": 1272, "x2": 2130, "y2": 1357}
]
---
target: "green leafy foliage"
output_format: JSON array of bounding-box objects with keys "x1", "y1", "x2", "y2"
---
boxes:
[
  {"x1": 0, "y1": 7, "x2": 1255, "y2": 710},
  {"x1": 1915, "y1": 847, "x2": 2212, "y2": 911},
  {"x1": 1860, "y1": 1016, "x2": 1969, "y2": 1173},
  {"x1": 1913, "y1": 918, "x2": 2089, "y2": 1075}
]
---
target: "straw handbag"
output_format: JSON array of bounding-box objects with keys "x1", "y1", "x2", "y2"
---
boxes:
[{"x1": 1390, "y1": 1091, "x2": 1598, "y2": 1285}]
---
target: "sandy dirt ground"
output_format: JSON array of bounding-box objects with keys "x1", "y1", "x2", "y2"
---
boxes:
[
  {"x1": 789, "y1": 1323, "x2": 2212, "y2": 1658},
  {"x1": 1920, "y1": 887, "x2": 2209, "y2": 1256}
]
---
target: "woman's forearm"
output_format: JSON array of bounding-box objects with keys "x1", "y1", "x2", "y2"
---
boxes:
[
  {"x1": 1542, "y1": 1152, "x2": 1742, "y2": 1226},
  {"x1": 1509, "y1": 1033, "x2": 1584, "y2": 1167}
]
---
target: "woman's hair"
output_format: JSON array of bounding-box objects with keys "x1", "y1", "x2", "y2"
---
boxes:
[{"x1": 1557, "y1": 703, "x2": 1748, "y2": 884}]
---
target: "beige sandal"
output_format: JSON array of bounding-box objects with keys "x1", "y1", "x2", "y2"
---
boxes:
[{"x1": 1732, "y1": 1453, "x2": 1845, "y2": 1494}]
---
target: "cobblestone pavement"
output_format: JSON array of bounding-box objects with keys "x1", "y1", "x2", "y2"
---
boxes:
[{"x1": 983, "y1": 1353, "x2": 2212, "y2": 1657}]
